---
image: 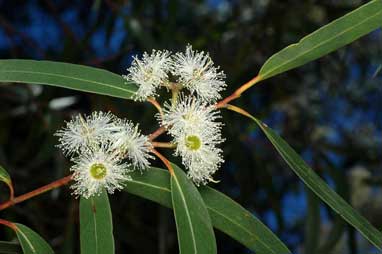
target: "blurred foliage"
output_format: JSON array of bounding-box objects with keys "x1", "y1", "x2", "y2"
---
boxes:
[{"x1": 0, "y1": 0, "x2": 381, "y2": 253}]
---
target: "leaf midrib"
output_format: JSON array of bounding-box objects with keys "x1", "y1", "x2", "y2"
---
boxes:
[
  {"x1": 132, "y1": 178, "x2": 288, "y2": 253},
  {"x1": 207, "y1": 194, "x2": 284, "y2": 254},
  {"x1": 260, "y1": 6, "x2": 382, "y2": 78},
  {"x1": 259, "y1": 123, "x2": 382, "y2": 248},
  {"x1": 0, "y1": 70, "x2": 136, "y2": 94},
  {"x1": 16, "y1": 228, "x2": 36, "y2": 253},
  {"x1": 173, "y1": 175, "x2": 198, "y2": 253},
  {"x1": 130, "y1": 179, "x2": 171, "y2": 193},
  {"x1": 91, "y1": 198, "x2": 99, "y2": 254}
]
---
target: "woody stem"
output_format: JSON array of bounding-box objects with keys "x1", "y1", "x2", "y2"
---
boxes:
[
  {"x1": 0, "y1": 175, "x2": 73, "y2": 211},
  {"x1": 215, "y1": 75, "x2": 261, "y2": 108}
]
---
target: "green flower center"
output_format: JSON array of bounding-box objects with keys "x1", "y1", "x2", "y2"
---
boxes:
[
  {"x1": 185, "y1": 135, "x2": 201, "y2": 151},
  {"x1": 89, "y1": 163, "x2": 107, "y2": 180}
]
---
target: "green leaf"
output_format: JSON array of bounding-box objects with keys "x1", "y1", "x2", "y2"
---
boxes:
[
  {"x1": 0, "y1": 165, "x2": 11, "y2": 185},
  {"x1": 0, "y1": 60, "x2": 137, "y2": 100},
  {"x1": 249, "y1": 116, "x2": 382, "y2": 249},
  {"x1": 0, "y1": 241, "x2": 22, "y2": 254},
  {"x1": 258, "y1": 0, "x2": 382, "y2": 80},
  {"x1": 125, "y1": 167, "x2": 291, "y2": 254},
  {"x1": 170, "y1": 164, "x2": 217, "y2": 254},
  {"x1": 79, "y1": 190, "x2": 114, "y2": 254},
  {"x1": 198, "y1": 186, "x2": 290, "y2": 254},
  {"x1": 14, "y1": 224, "x2": 54, "y2": 254}
]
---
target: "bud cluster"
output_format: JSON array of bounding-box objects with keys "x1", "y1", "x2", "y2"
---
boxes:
[{"x1": 55, "y1": 112, "x2": 152, "y2": 198}]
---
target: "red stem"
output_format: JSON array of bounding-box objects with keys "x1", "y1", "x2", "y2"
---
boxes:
[
  {"x1": 215, "y1": 75, "x2": 261, "y2": 108},
  {"x1": 0, "y1": 175, "x2": 72, "y2": 211},
  {"x1": 149, "y1": 126, "x2": 167, "y2": 141},
  {"x1": 152, "y1": 142, "x2": 176, "y2": 149},
  {"x1": 151, "y1": 148, "x2": 174, "y2": 175},
  {"x1": 0, "y1": 219, "x2": 17, "y2": 230}
]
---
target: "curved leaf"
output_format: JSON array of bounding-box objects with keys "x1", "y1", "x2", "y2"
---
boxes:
[
  {"x1": 125, "y1": 167, "x2": 291, "y2": 254},
  {"x1": 258, "y1": 0, "x2": 382, "y2": 80},
  {"x1": 171, "y1": 164, "x2": 217, "y2": 254},
  {"x1": 0, "y1": 165, "x2": 11, "y2": 185},
  {"x1": 249, "y1": 116, "x2": 382, "y2": 249},
  {"x1": 199, "y1": 186, "x2": 290, "y2": 254},
  {"x1": 0, "y1": 60, "x2": 137, "y2": 99},
  {"x1": 79, "y1": 190, "x2": 114, "y2": 254},
  {"x1": 14, "y1": 224, "x2": 54, "y2": 254}
]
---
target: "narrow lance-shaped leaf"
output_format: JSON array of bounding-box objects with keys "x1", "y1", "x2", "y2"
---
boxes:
[
  {"x1": 14, "y1": 224, "x2": 54, "y2": 254},
  {"x1": 171, "y1": 164, "x2": 217, "y2": 254},
  {"x1": 249, "y1": 116, "x2": 382, "y2": 249},
  {"x1": 0, "y1": 164, "x2": 13, "y2": 201},
  {"x1": 0, "y1": 165, "x2": 11, "y2": 185},
  {"x1": 80, "y1": 190, "x2": 115, "y2": 254},
  {"x1": 258, "y1": 0, "x2": 382, "y2": 80},
  {"x1": 125, "y1": 167, "x2": 291, "y2": 254},
  {"x1": 0, "y1": 60, "x2": 137, "y2": 100}
]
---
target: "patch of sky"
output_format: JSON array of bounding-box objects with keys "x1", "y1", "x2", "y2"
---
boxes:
[
  {"x1": 250, "y1": 92, "x2": 263, "y2": 111},
  {"x1": 263, "y1": 209, "x2": 278, "y2": 231},
  {"x1": 60, "y1": 8, "x2": 85, "y2": 39},
  {"x1": 90, "y1": 17, "x2": 126, "y2": 58},
  {"x1": 324, "y1": 151, "x2": 344, "y2": 168},
  {"x1": 0, "y1": 28, "x2": 10, "y2": 50},
  {"x1": 301, "y1": 148, "x2": 313, "y2": 164},
  {"x1": 23, "y1": 3, "x2": 61, "y2": 51},
  {"x1": 281, "y1": 231, "x2": 301, "y2": 252},
  {"x1": 264, "y1": 110, "x2": 285, "y2": 133},
  {"x1": 322, "y1": 173, "x2": 335, "y2": 189},
  {"x1": 368, "y1": 26, "x2": 381, "y2": 41},
  {"x1": 320, "y1": 205, "x2": 329, "y2": 224},
  {"x1": 281, "y1": 182, "x2": 307, "y2": 228}
]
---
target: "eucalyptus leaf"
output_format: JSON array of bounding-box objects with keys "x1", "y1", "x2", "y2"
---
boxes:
[
  {"x1": 0, "y1": 165, "x2": 11, "y2": 185},
  {"x1": 125, "y1": 167, "x2": 291, "y2": 254},
  {"x1": 171, "y1": 164, "x2": 217, "y2": 254},
  {"x1": 79, "y1": 190, "x2": 115, "y2": 254},
  {"x1": 14, "y1": 224, "x2": 54, "y2": 254},
  {"x1": 0, "y1": 60, "x2": 137, "y2": 100},
  {"x1": 249, "y1": 116, "x2": 382, "y2": 249},
  {"x1": 258, "y1": 0, "x2": 382, "y2": 80}
]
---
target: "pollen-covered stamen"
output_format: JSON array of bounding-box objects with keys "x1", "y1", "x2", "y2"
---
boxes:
[
  {"x1": 185, "y1": 135, "x2": 201, "y2": 151},
  {"x1": 172, "y1": 44, "x2": 226, "y2": 103},
  {"x1": 70, "y1": 149, "x2": 130, "y2": 198},
  {"x1": 161, "y1": 95, "x2": 223, "y2": 139},
  {"x1": 124, "y1": 50, "x2": 173, "y2": 101},
  {"x1": 55, "y1": 111, "x2": 120, "y2": 157},
  {"x1": 89, "y1": 163, "x2": 107, "y2": 180},
  {"x1": 111, "y1": 120, "x2": 153, "y2": 170}
]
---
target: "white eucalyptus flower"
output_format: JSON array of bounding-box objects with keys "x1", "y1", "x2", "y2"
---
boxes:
[
  {"x1": 111, "y1": 120, "x2": 153, "y2": 170},
  {"x1": 172, "y1": 45, "x2": 226, "y2": 102},
  {"x1": 161, "y1": 95, "x2": 222, "y2": 138},
  {"x1": 175, "y1": 128, "x2": 224, "y2": 185},
  {"x1": 124, "y1": 50, "x2": 173, "y2": 101},
  {"x1": 55, "y1": 112, "x2": 119, "y2": 156},
  {"x1": 70, "y1": 149, "x2": 131, "y2": 198}
]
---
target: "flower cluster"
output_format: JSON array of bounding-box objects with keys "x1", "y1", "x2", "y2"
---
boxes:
[
  {"x1": 161, "y1": 97, "x2": 224, "y2": 185},
  {"x1": 125, "y1": 45, "x2": 226, "y2": 186},
  {"x1": 56, "y1": 45, "x2": 227, "y2": 197},
  {"x1": 55, "y1": 112, "x2": 152, "y2": 198},
  {"x1": 124, "y1": 44, "x2": 226, "y2": 103}
]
